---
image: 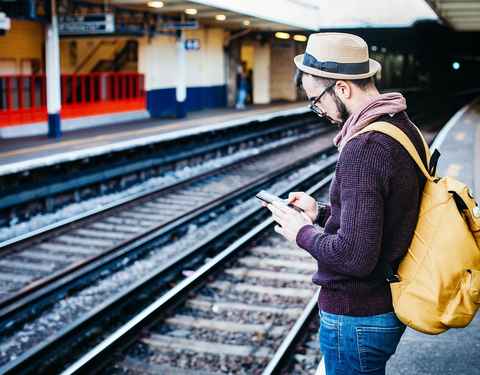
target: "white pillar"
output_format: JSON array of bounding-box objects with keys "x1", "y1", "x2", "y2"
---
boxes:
[
  {"x1": 253, "y1": 42, "x2": 271, "y2": 104},
  {"x1": 138, "y1": 35, "x2": 177, "y2": 118},
  {"x1": 270, "y1": 40, "x2": 297, "y2": 101},
  {"x1": 45, "y1": 0, "x2": 62, "y2": 138},
  {"x1": 176, "y1": 30, "x2": 187, "y2": 118}
]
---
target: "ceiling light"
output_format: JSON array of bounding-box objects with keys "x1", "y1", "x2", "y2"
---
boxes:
[
  {"x1": 243, "y1": 20, "x2": 250, "y2": 26},
  {"x1": 275, "y1": 32, "x2": 290, "y2": 40},
  {"x1": 185, "y1": 8, "x2": 197, "y2": 15},
  {"x1": 452, "y1": 62, "x2": 460, "y2": 70},
  {"x1": 293, "y1": 34, "x2": 307, "y2": 42},
  {"x1": 147, "y1": 1, "x2": 164, "y2": 8},
  {"x1": 215, "y1": 14, "x2": 226, "y2": 21}
]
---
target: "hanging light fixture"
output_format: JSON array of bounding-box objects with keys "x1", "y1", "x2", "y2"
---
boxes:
[
  {"x1": 293, "y1": 34, "x2": 307, "y2": 42},
  {"x1": 147, "y1": 1, "x2": 164, "y2": 9},
  {"x1": 275, "y1": 32, "x2": 290, "y2": 40}
]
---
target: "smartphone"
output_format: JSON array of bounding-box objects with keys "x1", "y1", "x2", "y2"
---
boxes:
[{"x1": 256, "y1": 190, "x2": 304, "y2": 213}]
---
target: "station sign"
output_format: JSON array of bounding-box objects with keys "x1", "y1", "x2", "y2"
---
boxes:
[
  {"x1": 59, "y1": 14, "x2": 115, "y2": 36},
  {"x1": 0, "y1": 12, "x2": 11, "y2": 32},
  {"x1": 184, "y1": 39, "x2": 200, "y2": 51},
  {"x1": 157, "y1": 20, "x2": 199, "y2": 31},
  {"x1": 0, "y1": 0, "x2": 36, "y2": 20}
]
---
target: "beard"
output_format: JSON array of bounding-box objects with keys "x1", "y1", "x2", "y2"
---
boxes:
[{"x1": 332, "y1": 93, "x2": 350, "y2": 127}]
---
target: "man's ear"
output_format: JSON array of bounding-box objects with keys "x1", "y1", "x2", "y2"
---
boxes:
[{"x1": 335, "y1": 80, "x2": 352, "y2": 99}]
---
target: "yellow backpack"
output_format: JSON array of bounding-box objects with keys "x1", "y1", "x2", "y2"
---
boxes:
[{"x1": 351, "y1": 121, "x2": 480, "y2": 335}]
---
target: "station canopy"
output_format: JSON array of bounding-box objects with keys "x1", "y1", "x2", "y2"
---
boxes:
[
  {"x1": 425, "y1": 0, "x2": 480, "y2": 31},
  {"x1": 87, "y1": 0, "x2": 320, "y2": 30},
  {"x1": 85, "y1": 0, "x2": 439, "y2": 31}
]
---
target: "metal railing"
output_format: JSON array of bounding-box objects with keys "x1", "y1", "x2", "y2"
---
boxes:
[{"x1": 0, "y1": 72, "x2": 145, "y2": 127}]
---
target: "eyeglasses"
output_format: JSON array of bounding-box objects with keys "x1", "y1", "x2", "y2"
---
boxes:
[{"x1": 309, "y1": 82, "x2": 336, "y2": 117}]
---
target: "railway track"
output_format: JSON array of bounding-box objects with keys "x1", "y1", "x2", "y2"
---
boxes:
[
  {"x1": 59, "y1": 173, "x2": 333, "y2": 375},
  {"x1": 0, "y1": 130, "x2": 338, "y2": 373},
  {"x1": 0, "y1": 127, "x2": 336, "y2": 331},
  {"x1": 108, "y1": 242, "x2": 319, "y2": 375}
]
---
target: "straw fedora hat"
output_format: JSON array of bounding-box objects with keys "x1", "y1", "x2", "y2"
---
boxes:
[{"x1": 294, "y1": 32, "x2": 381, "y2": 80}]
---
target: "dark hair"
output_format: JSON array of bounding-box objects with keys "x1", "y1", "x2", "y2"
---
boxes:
[{"x1": 295, "y1": 68, "x2": 374, "y2": 91}]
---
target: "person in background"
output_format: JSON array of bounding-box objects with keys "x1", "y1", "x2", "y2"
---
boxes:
[
  {"x1": 265, "y1": 32, "x2": 428, "y2": 374},
  {"x1": 235, "y1": 62, "x2": 248, "y2": 109}
]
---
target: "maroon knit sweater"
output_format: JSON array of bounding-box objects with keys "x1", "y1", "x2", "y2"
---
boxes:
[{"x1": 296, "y1": 111, "x2": 428, "y2": 316}]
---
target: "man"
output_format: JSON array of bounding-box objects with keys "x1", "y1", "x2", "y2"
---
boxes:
[
  {"x1": 235, "y1": 62, "x2": 248, "y2": 109},
  {"x1": 266, "y1": 33, "x2": 428, "y2": 374}
]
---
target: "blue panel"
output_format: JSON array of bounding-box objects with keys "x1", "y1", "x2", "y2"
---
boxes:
[
  {"x1": 186, "y1": 85, "x2": 227, "y2": 111},
  {"x1": 48, "y1": 113, "x2": 62, "y2": 139},
  {"x1": 146, "y1": 88, "x2": 176, "y2": 118},
  {"x1": 176, "y1": 101, "x2": 187, "y2": 118},
  {"x1": 208, "y1": 85, "x2": 227, "y2": 108},
  {"x1": 146, "y1": 85, "x2": 227, "y2": 118}
]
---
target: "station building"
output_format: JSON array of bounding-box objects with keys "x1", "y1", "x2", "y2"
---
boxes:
[
  {"x1": 2, "y1": 0, "x2": 469, "y2": 140},
  {"x1": 0, "y1": 0, "x2": 322, "y2": 138}
]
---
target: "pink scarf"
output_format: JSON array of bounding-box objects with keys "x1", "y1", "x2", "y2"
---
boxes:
[{"x1": 333, "y1": 92, "x2": 407, "y2": 150}]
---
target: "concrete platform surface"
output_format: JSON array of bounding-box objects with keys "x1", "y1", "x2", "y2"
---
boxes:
[{"x1": 0, "y1": 102, "x2": 308, "y2": 176}]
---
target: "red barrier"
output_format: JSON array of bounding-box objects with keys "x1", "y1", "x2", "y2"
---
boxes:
[{"x1": 0, "y1": 72, "x2": 146, "y2": 127}]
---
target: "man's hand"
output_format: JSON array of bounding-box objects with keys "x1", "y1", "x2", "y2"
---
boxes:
[
  {"x1": 287, "y1": 192, "x2": 318, "y2": 222},
  {"x1": 267, "y1": 201, "x2": 313, "y2": 242}
]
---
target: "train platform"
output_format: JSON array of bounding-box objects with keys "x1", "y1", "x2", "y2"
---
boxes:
[
  {"x1": 386, "y1": 97, "x2": 480, "y2": 374},
  {"x1": 0, "y1": 102, "x2": 308, "y2": 177}
]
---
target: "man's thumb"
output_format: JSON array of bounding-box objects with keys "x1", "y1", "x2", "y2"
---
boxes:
[{"x1": 287, "y1": 192, "x2": 299, "y2": 203}]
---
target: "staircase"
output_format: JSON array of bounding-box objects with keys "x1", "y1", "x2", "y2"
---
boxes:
[
  {"x1": 74, "y1": 40, "x2": 138, "y2": 74},
  {"x1": 92, "y1": 40, "x2": 138, "y2": 72}
]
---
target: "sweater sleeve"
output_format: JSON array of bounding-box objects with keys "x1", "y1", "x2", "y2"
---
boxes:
[{"x1": 296, "y1": 137, "x2": 391, "y2": 278}]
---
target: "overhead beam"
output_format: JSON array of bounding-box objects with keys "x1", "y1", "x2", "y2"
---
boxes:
[
  {"x1": 424, "y1": 0, "x2": 454, "y2": 29},
  {"x1": 425, "y1": 0, "x2": 480, "y2": 31},
  {"x1": 442, "y1": 10, "x2": 480, "y2": 16},
  {"x1": 438, "y1": 2, "x2": 480, "y2": 11}
]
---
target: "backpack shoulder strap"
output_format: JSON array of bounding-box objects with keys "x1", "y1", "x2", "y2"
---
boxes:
[
  {"x1": 347, "y1": 121, "x2": 435, "y2": 182},
  {"x1": 411, "y1": 123, "x2": 432, "y2": 165}
]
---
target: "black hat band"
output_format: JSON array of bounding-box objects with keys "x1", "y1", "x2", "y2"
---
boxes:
[{"x1": 303, "y1": 52, "x2": 369, "y2": 74}]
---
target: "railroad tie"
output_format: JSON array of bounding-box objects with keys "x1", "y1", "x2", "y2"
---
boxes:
[
  {"x1": 225, "y1": 267, "x2": 312, "y2": 283},
  {"x1": 165, "y1": 315, "x2": 286, "y2": 337},
  {"x1": 142, "y1": 334, "x2": 273, "y2": 358},
  {"x1": 120, "y1": 356, "x2": 225, "y2": 375},
  {"x1": 210, "y1": 280, "x2": 314, "y2": 299},
  {"x1": 237, "y1": 256, "x2": 316, "y2": 272},
  {"x1": 185, "y1": 298, "x2": 303, "y2": 317}
]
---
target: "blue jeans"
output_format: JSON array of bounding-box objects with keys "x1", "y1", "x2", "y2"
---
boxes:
[
  {"x1": 319, "y1": 310, "x2": 406, "y2": 374},
  {"x1": 236, "y1": 88, "x2": 247, "y2": 109}
]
